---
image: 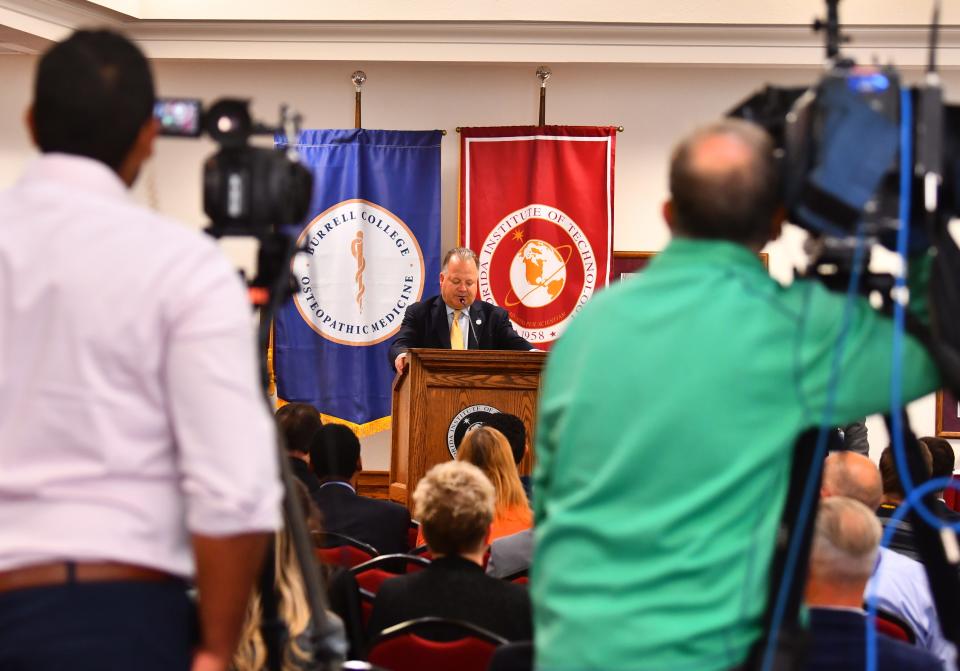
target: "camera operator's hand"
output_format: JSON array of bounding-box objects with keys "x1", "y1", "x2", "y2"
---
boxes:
[
  {"x1": 395, "y1": 352, "x2": 408, "y2": 374},
  {"x1": 191, "y1": 650, "x2": 229, "y2": 671}
]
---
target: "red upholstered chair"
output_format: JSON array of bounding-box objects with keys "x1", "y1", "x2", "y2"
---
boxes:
[
  {"x1": 366, "y1": 617, "x2": 507, "y2": 671},
  {"x1": 873, "y1": 608, "x2": 918, "y2": 645},
  {"x1": 501, "y1": 567, "x2": 529, "y2": 586},
  {"x1": 350, "y1": 554, "x2": 431, "y2": 626},
  {"x1": 312, "y1": 531, "x2": 378, "y2": 569}
]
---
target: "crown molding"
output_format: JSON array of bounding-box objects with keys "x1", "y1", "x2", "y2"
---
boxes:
[
  {"x1": 1, "y1": 0, "x2": 959, "y2": 68},
  {"x1": 125, "y1": 22, "x2": 960, "y2": 67}
]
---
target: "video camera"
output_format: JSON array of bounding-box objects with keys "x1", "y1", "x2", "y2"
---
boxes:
[
  {"x1": 730, "y1": 5, "x2": 960, "y2": 668},
  {"x1": 153, "y1": 97, "x2": 312, "y2": 236},
  {"x1": 729, "y1": 0, "x2": 960, "y2": 389}
]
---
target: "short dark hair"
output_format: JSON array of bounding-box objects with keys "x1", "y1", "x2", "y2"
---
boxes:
[
  {"x1": 920, "y1": 436, "x2": 955, "y2": 480},
  {"x1": 879, "y1": 442, "x2": 932, "y2": 500},
  {"x1": 669, "y1": 119, "x2": 781, "y2": 248},
  {"x1": 442, "y1": 247, "x2": 478, "y2": 271},
  {"x1": 309, "y1": 424, "x2": 361, "y2": 481},
  {"x1": 33, "y1": 30, "x2": 155, "y2": 170},
  {"x1": 275, "y1": 403, "x2": 323, "y2": 455},
  {"x1": 483, "y1": 413, "x2": 526, "y2": 465}
]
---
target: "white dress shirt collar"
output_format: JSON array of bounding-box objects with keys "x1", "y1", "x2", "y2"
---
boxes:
[{"x1": 21, "y1": 153, "x2": 129, "y2": 200}]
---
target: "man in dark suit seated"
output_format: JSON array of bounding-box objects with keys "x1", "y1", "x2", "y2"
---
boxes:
[
  {"x1": 388, "y1": 247, "x2": 533, "y2": 374},
  {"x1": 921, "y1": 436, "x2": 960, "y2": 523},
  {"x1": 366, "y1": 461, "x2": 532, "y2": 642},
  {"x1": 309, "y1": 424, "x2": 410, "y2": 555},
  {"x1": 275, "y1": 402, "x2": 324, "y2": 498},
  {"x1": 804, "y1": 496, "x2": 941, "y2": 671}
]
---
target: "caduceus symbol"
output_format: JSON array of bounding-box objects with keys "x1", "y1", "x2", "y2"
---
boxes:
[{"x1": 351, "y1": 230, "x2": 365, "y2": 313}]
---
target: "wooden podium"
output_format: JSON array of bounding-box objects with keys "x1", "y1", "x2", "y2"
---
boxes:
[{"x1": 389, "y1": 348, "x2": 547, "y2": 506}]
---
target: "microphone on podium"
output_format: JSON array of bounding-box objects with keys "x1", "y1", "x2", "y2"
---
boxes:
[{"x1": 460, "y1": 296, "x2": 479, "y2": 349}]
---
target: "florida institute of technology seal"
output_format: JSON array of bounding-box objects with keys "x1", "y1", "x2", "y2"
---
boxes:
[
  {"x1": 478, "y1": 203, "x2": 597, "y2": 344},
  {"x1": 293, "y1": 199, "x2": 425, "y2": 346}
]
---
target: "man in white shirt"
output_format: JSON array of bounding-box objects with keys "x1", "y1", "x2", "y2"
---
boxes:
[
  {"x1": 821, "y1": 451, "x2": 956, "y2": 670},
  {"x1": 0, "y1": 30, "x2": 282, "y2": 671}
]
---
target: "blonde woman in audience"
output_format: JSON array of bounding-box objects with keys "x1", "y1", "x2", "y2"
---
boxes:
[
  {"x1": 233, "y1": 482, "x2": 361, "y2": 670},
  {"x1": 457, "y1": 426, "x2": 533, "y2": 541},
  {"x1": 415, "y1": 425, "x2": 532, "y2": 546},
  {"x1": 233, "y1": 521, "x2": 315, "y2": 671},
  {"x1": 367, "y1": 461, "x2": 532, "y2": 642}
]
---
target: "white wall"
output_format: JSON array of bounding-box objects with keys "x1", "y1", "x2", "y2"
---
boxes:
[{"x1": 0, "y1": 54, "x2": 953, "y2": 467}]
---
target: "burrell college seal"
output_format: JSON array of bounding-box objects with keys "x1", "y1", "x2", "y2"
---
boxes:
[
  {"x1": 478, "y1": 203, "x2": 597, "y2": 343},
  {"x1": 293, "y1": 199, "x2": 425, "y2": 346}
]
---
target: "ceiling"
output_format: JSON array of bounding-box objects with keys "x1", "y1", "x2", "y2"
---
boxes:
[{"x1": 0, "y1": 0, "x2": 957, "y2": 66}]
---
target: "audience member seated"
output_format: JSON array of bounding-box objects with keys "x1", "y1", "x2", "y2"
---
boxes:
[
  {"x1": 483, "y1": 413, "x2": 532, "y2": 501},
  {"x1": 433, "y1": 426, "x2": 532, "y2": 546},
  {"x1": 877, "y1": 442, "x2": 933, "y2": 561},
  {"x1": 367, "y1": 461, "x2": 532, "y2": 643},
  {"x1": 803, "y1": 497, "x2": 942, "y2": 671},
  {"x1": 233, "y1": 481, "x2": 354, "y2": 670},
  {"x1": 821, "y1": 451, "x2": 956, "y2": 670},
  {"x1": 920, "y1": 436, "x2": 960, "y2": 523},
  {"x1": 486, "y1": 528, "x2": 533, "y2": 580},
  {"x1": 310, "y1": 424, "x2": 410, "y2": 555},
  {"x1": 276, "y1": 403, "x2": 324, "y2": 497}
]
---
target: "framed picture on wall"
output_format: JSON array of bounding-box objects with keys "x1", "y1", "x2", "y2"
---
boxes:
[
  {"x1": 611, "y1": 251, "x2": 656, "y2": 280},
  {"x1": 936, "y1": 389, "x2": 960, "y2": 438},
  {"x1": 611, "y1": 250, "x2": 770, "y2": 283}
]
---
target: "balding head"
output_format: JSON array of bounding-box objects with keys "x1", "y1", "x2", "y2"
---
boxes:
[
  {"x1": 809, "y1": 497, "x2": 882, "y2": 588},
  {"x1": 821, "y1": 451, "x2": 883, "y2": 511},
  {"x1": 666, "y1": 119, "x2": 781, "y2": 250}
]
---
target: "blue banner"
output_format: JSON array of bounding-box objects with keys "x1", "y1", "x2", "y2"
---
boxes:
[{"x1": 274, "y1": 129, "x2": 441, "y2": 434}]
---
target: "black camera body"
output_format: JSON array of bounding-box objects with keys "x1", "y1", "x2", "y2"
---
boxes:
[{"x1": 154, "y1": 97, "x2": 312, "y2": 236}]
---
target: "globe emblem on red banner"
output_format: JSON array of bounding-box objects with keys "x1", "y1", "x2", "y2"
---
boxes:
[
  {"x1": 478, "y1": 204, "x2": 597, "y2": 344},
  {"x1": 506, "y1": 240, "x2": 574, "y2": 309}
]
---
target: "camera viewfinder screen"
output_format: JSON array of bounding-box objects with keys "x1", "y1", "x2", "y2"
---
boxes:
[{"x1": 154, "y1": 98, "x2": 202, "y2": 137}]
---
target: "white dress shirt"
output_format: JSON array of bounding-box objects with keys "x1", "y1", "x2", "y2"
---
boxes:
[
  {"x1": 0, "y1": 154, "x2": 282, "y2": 577},
  {"x1": 867, "y1": 547, "x2": 958, "y2": 671}
]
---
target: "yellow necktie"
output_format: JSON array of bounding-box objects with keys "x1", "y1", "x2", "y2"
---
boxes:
[{"x1": 450, "y1": 309, "x2": 465, "y2": 350}]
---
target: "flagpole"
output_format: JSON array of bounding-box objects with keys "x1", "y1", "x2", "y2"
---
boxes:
[
  {"x1": 352, "y1": 70, "x2": 366, "y2": 128},
  {"x1": 537, "y1": 66, "x2": 551, "y2": 126}
]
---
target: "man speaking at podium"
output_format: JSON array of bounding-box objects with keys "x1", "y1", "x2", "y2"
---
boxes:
[{"x1": 389, "y1": 247, "x2": 533, "y2": 373}]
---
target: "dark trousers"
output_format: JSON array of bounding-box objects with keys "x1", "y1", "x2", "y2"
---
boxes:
[{"x1": 0, "y1": 579, "x2": 196, "y2": 671}]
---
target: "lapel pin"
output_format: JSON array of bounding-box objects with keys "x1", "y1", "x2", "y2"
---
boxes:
[{"x1": 476, "y1": 319, "x2": 482, "y2": 325}]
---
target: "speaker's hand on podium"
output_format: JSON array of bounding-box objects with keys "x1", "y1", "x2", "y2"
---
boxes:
[{"x1": 395, "y1": 352, "x2": 408, "y2": 374}]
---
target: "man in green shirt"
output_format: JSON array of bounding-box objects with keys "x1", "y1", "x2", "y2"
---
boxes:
[{"x1": 532, "y1": 119, "x2": 939, "y2": 671}]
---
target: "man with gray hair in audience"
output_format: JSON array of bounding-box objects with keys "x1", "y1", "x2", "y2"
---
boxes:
[
  {"x1": 366, "y1": 460, "x2": 532, "y2": 642},
  {"x1": 803, "y1": 496, "x2": 941, "y2": 671},
  {"x1": 821, "y1": 451, "x2": 956, "y2": 670}
]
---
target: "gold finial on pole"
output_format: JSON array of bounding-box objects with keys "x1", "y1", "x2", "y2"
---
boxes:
[
  {"x1": 536, "y1": 66, "x2": 552, "y2": 126},
  {"x1": 352, "y1": 70, "x2": 367, "y2": 129}
]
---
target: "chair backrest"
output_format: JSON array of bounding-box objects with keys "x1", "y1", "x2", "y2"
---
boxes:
[
  {"x1": 487, "y1": 640, "x2": 534, "y2": 671},
  {"x1": 409, "y1": 544, "x2": 432, "y2": 559},
  {"x1": 312, "y1": 531, "x2": 378, "y2": 569},
  {"x1": 367, "y1": 617, "x2": 507, "y2": 671},
  {"x1": 407, "y1": 519, "x2": 421, "y2": 551},
  {"x1": 873, "y1": 608, "x2": 918, "y2": 645},
  {"x1": 501, "y1": 567, "x2": 529, "y2": 586},
  {"x1": 351, "y1": 554, "x2": 432, "y2": 625}
]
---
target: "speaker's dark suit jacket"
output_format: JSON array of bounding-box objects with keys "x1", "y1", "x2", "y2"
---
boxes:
[
  {"x1": 312, "y1": 482, "x2": 410, "y2": 556},
  {"x1": 366, "y1": 555, "x2": 532, "y2": 643},
  {"x1": 387, "y1": 296, "x2": 532, "y2": 365},
  {"x1": 803, "y1": 608, "x2": 941, "y2": 671}
]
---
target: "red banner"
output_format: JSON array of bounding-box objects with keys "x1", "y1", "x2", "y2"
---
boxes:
[{"x1": 458, "y1": 126, "x2": 616, "y2": 348}]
